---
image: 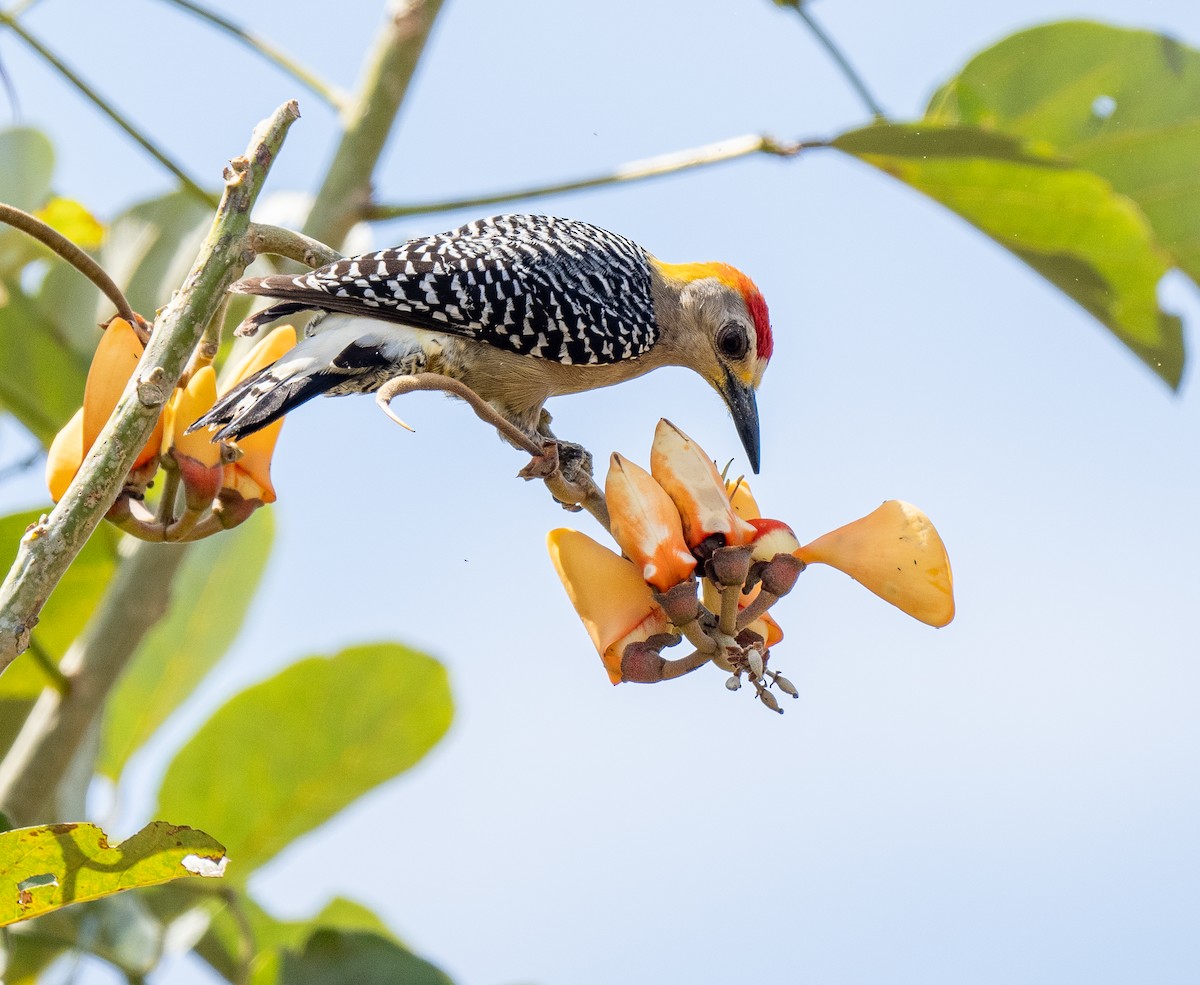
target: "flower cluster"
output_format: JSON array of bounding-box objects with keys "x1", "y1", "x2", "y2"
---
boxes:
[
  {"x1": 46, "y1": 317, "x2": 295, "y2": 541},
  {"x1": 548, "y1": 419, "x2": 955, "y2": 713}
]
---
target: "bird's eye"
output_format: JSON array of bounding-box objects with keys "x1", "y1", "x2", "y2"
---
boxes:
[{"x1": 716, "y1": 323, "x2": 750, "y2": 360}]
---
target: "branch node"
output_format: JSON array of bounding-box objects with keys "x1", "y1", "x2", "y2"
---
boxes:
[{"x1": 136, "y1": 367, "x2": 170, "y2": 407}]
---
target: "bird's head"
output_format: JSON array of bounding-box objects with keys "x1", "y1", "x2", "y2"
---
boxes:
[{"x1": 651, "y1": 259, "x2": 773, "y2": 473}]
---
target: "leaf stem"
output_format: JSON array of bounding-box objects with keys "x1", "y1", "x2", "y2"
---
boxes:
[
  {"x1": 0, "y1": 202, "x2": 137, "y2": 324},
  {"x1": 791, "y1": 2, "x2": 887, "y2": 120},
  {"x1": 368, "y1": 133, "x2": 821, "y2": 220},
  {"x1": 0, "y1": 12, "x2": 217, "y2": 207},
  {"x1": 26, "y1": 637, "x2": 69, "y2": 696},
  {"x1": 159, "y1": 0, "x2": 349, "y2": 112}
]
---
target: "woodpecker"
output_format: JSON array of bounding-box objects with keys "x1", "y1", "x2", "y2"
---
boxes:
[{"x1": 191, "y1": 214, "x2": 773, "y2": 471}]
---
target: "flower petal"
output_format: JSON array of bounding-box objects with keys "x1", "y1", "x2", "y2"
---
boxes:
[
  {"x1": 725, "y1": 476, "x2": 761, "y2": 522},
  {"x1": 82, "y1": 317, "x2": 163, "y2": 468},
  {"x1": 166, "y1": 367, "x2": 223, "y2": 504},
  {"x1": 796, "y1": 500, "x2": 955, "y2": 627},
  {"x1": 46, "y1": 407, "x2": 84, "y2": 503},
  {"x1": 547, "y1": 528, "x2": 671, "y2": 684},
  {"x1": 650, "y1": 419, "x2": 755, "y2": 550},
  {"x1": 221, "y1": 325, "x2": 297, "y2": 391},
  {"x1": 605, "y1": 453, "x2": 696, "y2": 591},
  {"x1": 217, "y1": 327, "x2": 298, "y2": 505}
]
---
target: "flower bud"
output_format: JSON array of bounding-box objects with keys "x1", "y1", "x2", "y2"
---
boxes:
[
  {"x1": 218, "y1": 327, "x2": 298, "y2": 505},
  {"x1": 46, "y1": 317, "x2": 163, "y2": 502},
  {"x1": 547, "y1": 528, "x2": 672, "y2": 684},
  {"x1": 748, "y1": 517, "x2": 801, "y2": 561},
  {"x1": 605, "y1": 453, "x2": 696, "y2": 591},
  {"x1": 795, "y1": 500, "x2": 955, "y2": 627},
  {"x1": 651, "y1": 419, "x2": 755, "y2": 550},
  {"x1": 164, "y1": 367, "x2": 222, "y2": 508}
]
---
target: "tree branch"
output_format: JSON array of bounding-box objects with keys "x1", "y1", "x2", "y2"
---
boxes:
[
  {"x1": 301, "y1": 0, "x2": 445, "y2": 248},
  {"x1": 0, "y1": 202, "x2": 137, "y2": 324},
  {"x1": 367, "y1": 134, "x2": 819, "y2": 220},
  {"x1": 0, "y1": 102, "x2": 301, "y2": 679},
  {"x1": 0, "y1": 12, "x2": 217, "y2": 207},
  {"x1": 787, "y1": 1, "x2": 886, "y2": 120},
  {"x1": 0, "y1": 542, "x2": 188, "y2": 822}
]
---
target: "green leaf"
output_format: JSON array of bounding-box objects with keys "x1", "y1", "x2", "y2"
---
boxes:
[
  {"x1": 100, "y1": 190, "x2": 212, "y2": 318},
  {"x1": 927, "y1": 20, "x2": 1200, "y2": 285},
  {"x1": 189, "y1": 891, "x2": 404, "y2": 982},
  {"x1": 0, "y1": 128, "x2": 54, "y2": 212},
  {"x1": 274, "y1": 929, "x2": 453, "y2": 985},
  {"x1": 0, "y1": 128, "x2": 56, "y2": 277},
  {"x1": 99, "y1": 511, "x2": 275, "y2": 779},
  {"x1": 0, "y1": 821, "x2": 226, "y2": 927},
  {"x1": 0, "y1": 509, "x2": 120, "y2": 701},
  {"x1": 832, "y1": 123, "x2": 1183, "y2": 387},
  {"x1": 157, "y1": 643, "x2": 453, "y2": 876},
  {"x1": 0, "y1": 282, "x2": 90, "y2": 445}
]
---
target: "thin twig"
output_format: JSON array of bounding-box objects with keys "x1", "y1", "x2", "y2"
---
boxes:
[
  {"x1": 159, "y1": 0, "x2": 349, "y2": 112},
  {"x1": 790, "y1": 2, "x2": 887, "y2": 120},
  {"x1": 368, "y1": 134, "x2": 820, "y2": 220},
  {"x1": 248, "y1": 222, "x2": 342, "y2": 269},
  {"x1": 0, "y1": 202, "x2": 137, "y2": 323},
  {"x1": 0, "y1": 12, "x2": 216, "y2": 207}
]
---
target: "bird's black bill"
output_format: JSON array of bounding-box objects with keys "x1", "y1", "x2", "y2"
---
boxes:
[{"x1": 722, "y1": 371, "x2": 761, "y2": 474}]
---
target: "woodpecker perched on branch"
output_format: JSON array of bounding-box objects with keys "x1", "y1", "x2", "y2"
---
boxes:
[{"x1": 191, "y1": 214, "x2": 773, "y2": 471}]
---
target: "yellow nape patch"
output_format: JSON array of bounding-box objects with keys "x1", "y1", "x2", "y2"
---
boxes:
[{"x1": 652, "y1": 260, "x2": 751, "y2": 294}]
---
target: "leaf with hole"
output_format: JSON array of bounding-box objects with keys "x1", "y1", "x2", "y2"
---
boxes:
[{"x1": 0, "y1": 822, "x2": 226, "y2": 927}]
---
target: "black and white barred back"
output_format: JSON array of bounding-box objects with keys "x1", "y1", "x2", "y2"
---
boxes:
[{"x1": 237, "y1": 214, "x2": 661, "y2": 365}]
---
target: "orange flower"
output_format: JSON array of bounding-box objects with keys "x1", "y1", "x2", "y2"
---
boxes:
[
  {"x1": 795, "y1": 500, "x2": 955, "y2": 627},
  {"x1": 163, "y1": 366, "x2": 222, "y2": 508},
  {"x1": 547, "y1": 528, "x2": 672, "y2": 684},
  {"x1": 46, "y1": 317, "x2": 163, "y2": 503},
  {"x1": 216, "y1": 327, "x2": 296, "y2": 506},
  {"x1": 605, "y1": 453, "x2": 696, "y2": 592},
  {"x1": 650, "y1": 419, "x2": 755, "y2": 550}
]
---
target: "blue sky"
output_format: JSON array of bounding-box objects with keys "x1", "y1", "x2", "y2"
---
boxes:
[{"x1": 2, "y1": 1, "x2": 1199, "y2": 983}]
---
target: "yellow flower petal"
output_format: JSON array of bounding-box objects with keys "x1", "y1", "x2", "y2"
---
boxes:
[
  {"x1": 547, "y1": 528, "x2": 671, "y2": 684},
  {"x1": 725, "y1": 476, "x2": 761, "y2": 522},
  {"x1": 217, "y1": 327, "x2": 298, "y2": 505},
  {"x1": 650, "y1": 419, "x2": 755, "y2": 550},
  {"x1": 606, "y1": 453, "x2": 696, "y2": 592},
  {"x1": 46, "y1": 407, "x2": 84, "y2": 503},
  {"x1": 82, "y1": 317, "x2": 162, "y2": 469},
  {"x1": 795, "y1": 500, "x2": 955, "y2": 627},
  {"x1": 221, "y1": 325, "x2": 297, "y2": 391}
]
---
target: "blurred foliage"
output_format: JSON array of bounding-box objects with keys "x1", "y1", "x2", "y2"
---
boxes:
[
  {"x1": 157, "y1": 643, "x2": 453, "y2": 877},
  {"x1": 98, "y1": 512, "x2": 275, "y2": 780}
]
